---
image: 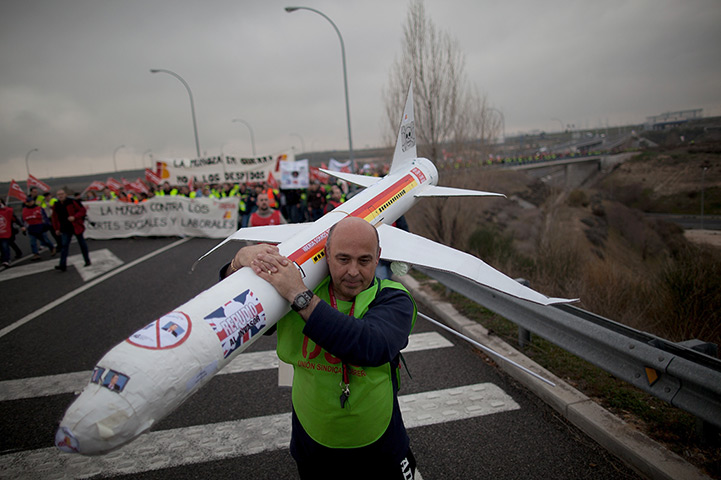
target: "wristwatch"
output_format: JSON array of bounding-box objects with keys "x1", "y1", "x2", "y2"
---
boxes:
[{"x1": 291, "y1": 290, "x2": 314, "y2": 312}]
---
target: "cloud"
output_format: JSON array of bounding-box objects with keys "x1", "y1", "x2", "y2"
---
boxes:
[{"x1": 1, "y1": 0, "x2": 720, "y2": 180}]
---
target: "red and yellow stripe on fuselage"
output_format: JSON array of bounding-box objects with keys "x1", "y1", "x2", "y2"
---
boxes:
[{"x1": 287, "y1": 172, "x2": 420, "y2": 265}]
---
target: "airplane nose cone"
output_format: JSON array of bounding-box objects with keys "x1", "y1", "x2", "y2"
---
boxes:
[{"x1": 55, "y1": 385, "x2": 151, "y2": 455}]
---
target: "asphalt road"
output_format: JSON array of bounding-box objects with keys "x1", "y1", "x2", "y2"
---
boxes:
[{"x1": 0, "y1": 236, "x2": 642, "y2": 479}]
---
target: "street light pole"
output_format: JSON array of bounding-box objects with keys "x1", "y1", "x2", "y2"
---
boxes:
[
  {"x1": 290, "y1": 133, "x2": 305, "y2": 153},
  {"x1": 142, "y1": 149, "x2": 153, "y2": 169},
  {"x1": 113, "y1": 145, "x2": 125, "y2": 173},
  {"x1": 25, "y1": 148, "x2": 38, "y2": 177},
  {"x1": 285, "y1": 6, "x2": 354, "y2": 164},
  {"x1": 150, "y1": 69, "x2": 201, "y2": 158},
  {"x1": 702, "y1": 165, "x2": 709, "y2": 230},
  {"x1": 232, "y1": 119, "x2": 256, "y2": 156}
]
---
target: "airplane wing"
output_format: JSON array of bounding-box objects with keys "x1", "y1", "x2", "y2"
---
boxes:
[
  {"x1": 319, "y1": 169, "x2": 382, "y2": 188},
  {"x1": 415, "y1": 186, "x2": 506, "y2": 198},
  {"x1": 193, "y1": 223, "x2": 311, "y2": 268},
  {"x1": 377, "y1": 224, "x2": 575, "y2": 306}
]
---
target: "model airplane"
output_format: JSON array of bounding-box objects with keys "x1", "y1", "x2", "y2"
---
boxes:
[{"x1": 55, "y1": 83, "x2": 573, "y2": 455}]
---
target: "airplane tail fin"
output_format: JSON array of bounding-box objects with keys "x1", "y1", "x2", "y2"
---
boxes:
[{"x1": 389, "y1": 82, "x2": 417, "y2": 175}]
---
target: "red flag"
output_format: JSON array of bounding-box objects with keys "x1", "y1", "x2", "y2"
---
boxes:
[
  {"x1": 124, "y1": 179, "x2": 148, "y2": 195},
  {"x1": 27, "y1": 174, "x2": 51, "y2": 192},
  {"x1": 266, "y1": 172, "x2": 279, "y2": 190},
  {"x1": 131, "y1": 179, "x2": 150, "y2": 195},
  {"x1": 81, "y1": 181, "x2": 105, "y2": 197},
  {"x1": 8, "y1": 180, "x2": 27, "y2": 202},
  {"x1": 145, "y1": 168, "x2": 161, "y2": 186},
  {"x1": 106, "y1": 177, "x2": 123, "y2": 193},
  {"x1": 87, "y1": 181, "x2": 105, "y2": 192},
  {"x1": 274, "y1": 153, "x2": 288, "y2": 172},
  {"x1": 309, "y1": 166, "x2": 330, "y2": 184}
]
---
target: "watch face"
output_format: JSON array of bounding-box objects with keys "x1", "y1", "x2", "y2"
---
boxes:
[{"x1": 293, "y1": 290, "x2": 313, "y2": 311}]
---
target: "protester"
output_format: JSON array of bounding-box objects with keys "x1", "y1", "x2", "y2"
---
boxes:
[
  {"x1": 21, "y1": 197, "x2": 56, "y2": 260},
  {"x1": 222, "y1": 217, "x2": 417, "y2": 479},
  {"x1": 0, "y1": 198, "x2": 23, "y2": 267},
  {"x1": 51, "y1": 188, "x2": 91, "y2": 272},
  {"x1": 323, "y1": 185, "x2": 344, "y2": 214},
  {"x1": 283, "y1": 188, "x2": 305, "y2": 224},
  {"x1": 306, "y1": 181, "x2": 326, "y2": 222},
  {"x1": 248, "y1": 193, "x2": 286, "y2": 226}
]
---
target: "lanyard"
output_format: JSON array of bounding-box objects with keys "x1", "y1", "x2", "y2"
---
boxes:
[{"x1": 328, "y1": 283, "x2": 354, "y2": 408}]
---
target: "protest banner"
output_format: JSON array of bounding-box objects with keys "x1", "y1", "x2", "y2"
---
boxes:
[
  {"x1": 84, "y1": 197, "x2": 239, "y2": 239},
  {"x1": 156, "y1": 151, "x2": 293, "y2": 186},
  {"x1": 279, "y1": 159, "x2": 309, "y2": 189},
  {"x1": 328, "y1": 158, "x2": 352, "y2": 173}
]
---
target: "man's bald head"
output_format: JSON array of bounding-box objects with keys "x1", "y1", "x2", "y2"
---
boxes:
[
  {"x1": 324, "y1": 217, "x2": 381, "y2": 301},
  {"x1": 326, "y1": 217, "x2": 379, "y2": 258}
]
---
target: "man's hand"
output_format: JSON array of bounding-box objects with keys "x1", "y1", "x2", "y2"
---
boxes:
[
  {"x1": 225, "y1": 244, "x2": 283, "y2": 278},
  {"x1": 251, "y1": 251, "x2": 306, "y2": 303},
  {"x1": 226, "y1": 244, "x2": 319, "y2": 317}
]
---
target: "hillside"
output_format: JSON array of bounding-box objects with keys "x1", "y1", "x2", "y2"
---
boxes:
[
  {"x1": 404, "y1": 144, "x2": 721, "y2": 476},
  {"x1": 405, "y1": 143, "x2": 721, "y2": 347},
  {"x1": 597, "y1": 145, "x2": 721, "y2": 215}
]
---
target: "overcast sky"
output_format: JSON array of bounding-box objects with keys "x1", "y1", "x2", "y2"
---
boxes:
[{"x1": 2, "y1": 0, "x2": 720, "y2": 181}]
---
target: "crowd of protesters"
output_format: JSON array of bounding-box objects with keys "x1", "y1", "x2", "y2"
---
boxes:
[
  {"x1": 76, "y1": 176, "x2": 358, "y2": 229},
  {"x1": 2, "y1": 162, "x2": 409, "y2": 270},
  {"x1": 1, "y1": 177, "x2": 357, "y2": 268}
]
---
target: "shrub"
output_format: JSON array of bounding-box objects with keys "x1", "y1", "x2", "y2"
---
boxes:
[
  {"x1": 657, "y1": 243, "x2": 721, "y2": 346},
  {"x1": 567, "y1": 189, "x2": 589, "y2": 207}
]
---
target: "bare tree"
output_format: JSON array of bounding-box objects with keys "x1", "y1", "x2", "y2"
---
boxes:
[
  {"x1": 384, "y1": 0, "x2": 500, "y2": 165},
  {"x1": 384, "y1": 0, "x2": 502, "y2": 249}
]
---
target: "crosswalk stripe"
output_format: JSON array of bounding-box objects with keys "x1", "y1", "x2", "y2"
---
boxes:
[
  {"x1": 0, "y1": 332, "x2": 453, "y2": 401},
  {"x1": 0, "y1": 383, "x2": 518, "y2": 479},
  {"x1": 0, "y1": 239, "x2": 191, "y2": 339}
]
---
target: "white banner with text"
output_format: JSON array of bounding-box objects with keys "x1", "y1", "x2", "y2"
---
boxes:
[
  {"x1": 84, "y1": 197, "x2": 239, "y2": 239},
  {"x1": 156, "y1": 151, "x2": 294, "y2": 186}
]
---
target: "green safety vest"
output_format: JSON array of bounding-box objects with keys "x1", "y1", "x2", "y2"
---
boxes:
[{"x1": 277, "y1": 276, "x2": 416, "y2": 448}]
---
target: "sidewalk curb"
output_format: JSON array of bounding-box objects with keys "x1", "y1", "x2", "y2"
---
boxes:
[{"x1": 399, "y1": 274, "x2": 711, "y2": 480}]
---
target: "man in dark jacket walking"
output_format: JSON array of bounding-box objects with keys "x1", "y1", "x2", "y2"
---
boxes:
[{"x1": 51, "y1": 188, "x2": 91, "y2": 272}]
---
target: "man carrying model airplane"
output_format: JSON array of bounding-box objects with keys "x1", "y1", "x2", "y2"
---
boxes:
[{"x1": 223, "y1": 216, "x2": 417, "y2": 479}]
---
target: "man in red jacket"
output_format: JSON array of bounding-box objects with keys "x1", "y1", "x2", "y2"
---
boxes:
[
  {"x1": 52, "y1": 188, "x2": 91, "y2": 272},
  {"x1": 248, "y1": 193, "x2": 286, "y2": 227},
  {"x1": 0, "y1": 198, "x2": 22, "y2": 268},
  {"x1": 22, "y1": 197, "x2": 57, "y2": 260}
]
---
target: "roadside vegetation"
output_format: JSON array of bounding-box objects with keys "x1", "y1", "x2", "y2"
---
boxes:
[
  {"x1": 415, "y1": 275, "x2": 719, "y2": 477},
  {"x1": 404, "y1": 137, "x2": 721, "y2": 477}
]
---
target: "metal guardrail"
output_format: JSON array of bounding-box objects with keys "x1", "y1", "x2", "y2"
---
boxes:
[{"x1": 417, "y1": 267, "x2": 721, "y2": 430}]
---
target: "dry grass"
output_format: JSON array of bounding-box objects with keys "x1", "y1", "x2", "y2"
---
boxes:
[{"x1": 406, "y1": 163, "x2": 721, "y2": 347}]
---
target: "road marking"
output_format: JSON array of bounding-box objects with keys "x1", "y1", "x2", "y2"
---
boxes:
[
  {"x1": 0, "y1": 332, "x2": 453, "y2": 401},
  {"x1": 0, "y1": 238, "x2": 191, "y2": 340},
  {"x1": 0, "y1": 258, "x2": 58, "y2": 282},
  {"x1": 71, "y1": 249, "x2": 124, "y2": 282},
  {"x1": 0, "y1": 249, "x2": 122, "y2": 283},
  {"x1": 0, "y1": 249, "x2": 123, "y2": 283},
  {"x1": 0, "y1": 383, "x2": 518, "y2": 479}
]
